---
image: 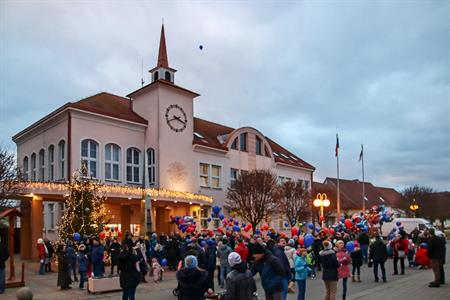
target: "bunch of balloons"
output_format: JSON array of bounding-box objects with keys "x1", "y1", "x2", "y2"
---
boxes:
[{"x1": 170, "y1": 215, "x2": 196, "y2": 233}]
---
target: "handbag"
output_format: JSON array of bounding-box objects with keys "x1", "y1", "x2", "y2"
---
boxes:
[{"x1": 397, "y1": 250, "x2": 405, "y2": 258}]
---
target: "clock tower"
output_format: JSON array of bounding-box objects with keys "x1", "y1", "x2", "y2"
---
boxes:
[{"x1": 128, "y1": 24, "x2": 199, "y2": 193}]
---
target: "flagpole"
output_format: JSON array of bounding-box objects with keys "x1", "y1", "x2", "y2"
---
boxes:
[
  {"x1": 361, "y1": 144, "x2": 365, "y2": 212},
  {"x1": 336, "y1": 134, "x2": 341, "y2": 221}
]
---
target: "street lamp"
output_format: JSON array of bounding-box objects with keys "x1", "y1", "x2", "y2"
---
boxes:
[
  {"x1": 409, "y1": 198, "x2": 419, "y2": 216},
  {"x1": 314, "y1": 193, "x2": 330, "y2": 227}
]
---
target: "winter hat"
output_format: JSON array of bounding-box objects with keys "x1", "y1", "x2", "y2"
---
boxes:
[
  {"x1": 184, "y1": 255, "x2": 198, "y2": 269},
  {"x1": 322, "y1": 240, "x2": 332, "y2": 250},
  {"x1": 288, "y1": 239, "x2": 295, "y2": 246},
  {"x1": 228, "y1": 252, "x2": 242, "y2": 267},
  {"x1": 79, "y1": 244, "x2": 86, "y2": 250},
  {"x1": 252, "y1": 243, "x2": 266, "y2": 254},
  {"x1": 37, "y1": 238, "x2": 44, "y2": 244}
]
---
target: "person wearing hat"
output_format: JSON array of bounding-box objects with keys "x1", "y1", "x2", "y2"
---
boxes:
[
  {"x1": 222, "y1": 252, "x2": 256, "y2": 300},
  {"x1": 77, "y1": 244, "x2": 88, "y2": 289},
  {"x1": 319, "y1": 240, "x2": 339, "y2": 300},
  {"x1": 217, "y1": 238, "x2": 233, "y2": 289},
  {"x1": 427, "y1": 228, "x2": 446, "y2": 287},
  {"x1": 294, "y1": 248, "x2": 310, "y2": 300},
  {"x1": 176, "y1": 255, "x2": 209, "y2": 300},
  {"x1": 251, "y1": 243, "x2": 285, "y2": 300},
  {"x1": 284, "y1": 239, "x2": 297, "y2": 293}
]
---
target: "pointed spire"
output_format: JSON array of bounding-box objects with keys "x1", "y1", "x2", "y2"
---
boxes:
[{"x1": 157, "y1": 24, "x2": 169, "y2": 68}]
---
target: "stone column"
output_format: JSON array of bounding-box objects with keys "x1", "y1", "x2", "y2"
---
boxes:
[
  {"x1": 120, "y1": 205, "x2": 131, "y2": 236},
  {"x1": 30, "y1": 196, "x2": 44, "y2": 262},
  {"x1": 20, "y1": 200, "x2": 31, "y2": 260}
]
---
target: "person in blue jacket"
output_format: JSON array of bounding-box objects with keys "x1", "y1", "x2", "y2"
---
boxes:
[
  {"x1": 66, "y1": 241, "x2": 77, "y2": 282},
  {"x1": 294, "y1": 248, "x2": 311, "y2": 300},
  {"x1": 251, "y1": 243, "x2": 285, "y2": 300},
  {"x1": 91, "y1": 238, "x2": 105, "y2": 278},
  {"x1": 77, "y1": 244, "x2": 88, "y2": 289}
]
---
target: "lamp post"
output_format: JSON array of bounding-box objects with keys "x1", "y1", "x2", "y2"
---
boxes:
[
  {"x1": 409, "y1": 198, "x2": 419, "y2": 217},
  {"x1": 313, "y1": 193, "x2": 330, "y2": 227}
]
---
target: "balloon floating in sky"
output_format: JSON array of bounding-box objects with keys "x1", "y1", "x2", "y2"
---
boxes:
[{"x1": 199, "y1": 45, "x2": 204, "y2": 50}]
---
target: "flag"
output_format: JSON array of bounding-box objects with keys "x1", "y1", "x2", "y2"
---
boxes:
[
  {"x1": 335, "y1": 134, "x2": 339, "y2": 157},
  {"x1": 358, "y1": 144, "x2": 363, "y2": 162}
]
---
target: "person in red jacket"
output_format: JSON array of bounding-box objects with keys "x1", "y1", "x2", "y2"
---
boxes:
[
  {"x1": 415, "y1": 243, "x2": 431, "y2": 269},
  {"x1": 235, "y1": 238, "x2": 249, "y2": 264},
  {"x1": 37, "y1": 238, "x2": 46, "y2": 275},
  {"x1": 389, "y1": 234, "x2": 409, "y2": 275}
]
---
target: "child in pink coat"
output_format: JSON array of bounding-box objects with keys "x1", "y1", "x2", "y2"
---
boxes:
[{"x1": 336, "y1": 240, "x2": 351, "y2": 300}]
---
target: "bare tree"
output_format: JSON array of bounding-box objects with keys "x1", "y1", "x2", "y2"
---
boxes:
[
  {"x1": 0, "y1": 146, "x2": 23, "y2": 209},
  {"x1": 226, "y1": 169, "x2": 280, "y2": 231},
  {"x1": 278, "y1": 180, "x2": 310, "y2": 225}
]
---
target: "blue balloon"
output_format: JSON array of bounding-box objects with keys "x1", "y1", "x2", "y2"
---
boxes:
[
  {"x1": 212, "y1": 206, "x2": 221, "y2": 215},
  {"x1": 73, "y1": 232, "x2": 81, "y2": 242},
  {"x1": 255, "y1": 229, "x2": 261, "y2": 235},
  {"x1": 284, "y1": 222, "x2": 289, "y2": 228},
  {"x1": 340, "y1": 217, "x2": 345, "y2": 223},
  {"x1": 201, "y1": 240, "x2": 207, "y2": 247},
  {"x1": 308, "y1": 223, "x2": 314, "y2": 230},
  {"x1": 346, "y1": 241, "x2": 355, "y2": 252},
  {"x1": 161, "y1": 258, "x2": 168, "y2": 267},
  {"x1": 229, "y1": 217, "x2": 234, "y2": 222},
  {"x1": 219, "y1": 213, "x2": 225, "y2": 220},
  {"x1": 211, "y1": 213, "x2": 215, "y2": 218},
  {"x1": 396, "y1": 221, "x2": 402, "y2": 227},
  {"x1": 207, "y1": 217, "x2": 212, "y2": 222},
  {"x1": 233, "y1": 225, "x2": 240, "y2": 232},
  {"x1": 304, "y1": 233, "x2": 314, "y2": 247}
]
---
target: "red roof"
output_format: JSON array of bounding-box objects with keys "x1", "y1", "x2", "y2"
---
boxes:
[
  {"x1": 70, "y1": 92, "x2": 148, "y2": 124},
  {"x1": 193, "y1": 117, "x2": 315, "y2": 170},
  {"x1": 127, "y1": 79, "x2": 199, "y2": 98}
]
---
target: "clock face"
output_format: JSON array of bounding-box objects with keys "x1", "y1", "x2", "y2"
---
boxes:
[{"x1": 165, "y1": 104, "x2": 187, "y2": 132}]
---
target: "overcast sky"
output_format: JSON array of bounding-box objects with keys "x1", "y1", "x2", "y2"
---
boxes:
[{"x1": 1, "y1": 1, "x2": 449, "y2": 192}]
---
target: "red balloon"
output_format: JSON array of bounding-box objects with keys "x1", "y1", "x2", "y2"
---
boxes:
[
  {"x1": 319, "y1": 216, "x2": 325, "y2": 222},
  {"x1": 329, "y1": 228, "x2": 335, "y2": 235},
  {"x1": 99, "y1": 232, "x2": 106, "y2": 240},
  {"x1": 217, "y1": 228, "x2": 223, "y2": 233},
  {"x1": 322, "y1": 228, "x2": 329, "y2": 235},
  {"x1": 291, "y1": 227, "x2": 298, "y2": 237},
  {"x1": 117, "y1": 231, "x2": 123, "y2": 237},
  {"x1": 262, "y1": 224, "x2": 269, "y2": 231},
  {"x1": 344, "y1": 219, "x2": 353, "y2": 229},
  {"x1": 299, "y1": 236, "x2": 305, "y2": 246}
]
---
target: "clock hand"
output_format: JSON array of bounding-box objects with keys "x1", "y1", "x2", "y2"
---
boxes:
[{"x1": 173, "y1": 115, "x2": 186, "y2": 124}]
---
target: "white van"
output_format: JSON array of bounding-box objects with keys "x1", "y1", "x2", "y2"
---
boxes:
[{"x1": 380, "y1": 218, "x2": 444, "y2": 237}]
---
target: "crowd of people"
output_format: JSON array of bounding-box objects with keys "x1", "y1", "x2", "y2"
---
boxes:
[{"x1": 33, "y1": 223, "x2": 446, "y2": 300}]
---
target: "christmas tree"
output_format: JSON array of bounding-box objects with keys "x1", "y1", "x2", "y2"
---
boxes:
[{"x1": 58, "y1": 165, "x2": 109, "y2": 241}]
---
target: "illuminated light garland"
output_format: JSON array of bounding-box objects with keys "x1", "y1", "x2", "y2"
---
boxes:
[{"x1": 20, "y1": 181, "x2": 213, "y2": 203}]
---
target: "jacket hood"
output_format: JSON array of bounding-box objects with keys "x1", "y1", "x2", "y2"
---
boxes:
[
  {"x1": 319, "y1": 249, "x2": 335, "y2": 256},
  {"x1": 231, "y1": 262, "x2": 247, "y2": 273},
  {"x1": 176, "y1": 268, "x2": 204, "y2": 284}
]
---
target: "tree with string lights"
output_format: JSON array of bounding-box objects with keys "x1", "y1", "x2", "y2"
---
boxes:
[{"x1": 58, "y1": 165, "x2": 109, "y2": 241}]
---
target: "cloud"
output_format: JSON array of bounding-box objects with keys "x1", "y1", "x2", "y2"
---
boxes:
[{"x1": 1, "y1": 1, "x2": 449, "y2": 191}]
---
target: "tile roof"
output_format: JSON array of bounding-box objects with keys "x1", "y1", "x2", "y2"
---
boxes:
[
  {"x1": 193, "y1": 117, "x2": 315, "y2": 170},
  {"x1": 70, "y1": 92, "x2": 148, "y2": 124}
]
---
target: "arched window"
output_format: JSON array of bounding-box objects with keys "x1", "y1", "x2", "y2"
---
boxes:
[
  {"x1": 58, "y1": 140, "x2": 66, "y2": 180},
  {"x1": 153, "y1": 72, "x2": 159, "y2": 81},
  {"x1": 81, "y1": 139, "x2": 98, "y2": 178},
  {"x1": 147, "y1": 148, "x2": 156, "y2": 186},
  {"x1": 39, "y1": 149, "x2": 45, "y2": 181},
  {"x1": 256, "y1": 136, "x2": 263, "y2": 155},
  {"x1": 165, "y1": 71, "x2": 171, "y2": 81},
  {"x1": 23, "y1": 156, "x2": 29, "y2": 180},
  {"x1": 105, "y1": 143, "x2": 120, "y2": 181},
  {"x1": 48, "y1": 145, "x2": 55, "y2": 181},
  {"x1": 126, "y1": 147, "x2": 141, "y2": 183},
  {"x1": 30, "y1": 153, "x2": 36, "y2": 181}
]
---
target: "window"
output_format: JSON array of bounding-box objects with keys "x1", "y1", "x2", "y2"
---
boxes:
[
  {"x1": 147, "y1": 148, "x2": 156, "y2": 186},
  {"x1": 30, "y1": 153, "x2": 36, "y2": 181},
  {"x1": 256, "y1": 136, "x2": 263, "y2": 155},
  {"x1": 39, "y1": 149, "x2": 45, "y2": 181},
  {"x1": 165, "y1": 71, "x2": 171, "y2": 81},
  {"x1": 23, "y1": 156, "x2": 29, "y2": 180},
  {"x1": 199, "y1": 163, "x2": 209, "y2": 187},
  {"x1": 303, "y1": 180, "x2": 310, "y2": 190},
  {"x1": 264, "y1": 146, "x2": 271, "y2": 157},
  {"x1": 105, "y1": 143, "x2": 120, "y2": 181},
  {"x1": 199, "y1": 163, "x2": 221, "y2": 188},
  {"x1": 231, "y1": 137, "x2": 238, "y2": 150},
  {"x1": 154, "y1": 72, "x2": 159, "y2": 81},
  {"x1": 48, "y1": 203, "x2": 55, "y2": 229},
  {"x1": 58, "y1": 140, "x2": 65, "y2": 180},
  {"x1": 230, "y1": 168, "x2": 239, "y2": 186},
  {"x1": 48, "y1": 145, "x2": 54, "y2": 181},
  {"x1": 278, "y1": 176, "x2": 291, "y2": 184},
  {"x1": 81, "y1": 139, "x2": 98, "y2": 178},
  {"x1": 126, "y1": 148, "x2": 141, "y2": 183},
  {"x1": 240, "y1": 133, "x2": 247, "y2": 151}
]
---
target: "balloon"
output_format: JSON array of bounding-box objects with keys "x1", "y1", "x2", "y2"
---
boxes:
[
  {"x1": 396, "y1": 221, "x2": 402, "y2": 227},
  {"x1": 298, "y1": 236, "x2": 305, "y2": 246},
  {"x1": 308, "y1": 223, "x2": 314, "y2": 230},
  {"x1": 161, "y1": 258, "x2": 168, "y2": 267},
  {"x1": 255, "y1": 229, "x2": 261, "y2": 235},
  {"x1": 233, "y1": 225, "x2": 240, "y2": 232},
  {"x1": 262, "y1": 224, "x2": 269, "y2": 231},
  {"x1": 322, "y1": 228, "x2": 329, "y2": 235},
  {"x1": 319, "y1": 216, "x2": 325, "y2": 222},
  {"x1": 304, "y1": 233, "x2": 314, "y2": 248},
  {"x1": 73, "y1": 232, "x2": 81, "y2": 241},
  {"x1": 207, "y1": 217, "x2": 212, "y2": 222},
  {"x1": 105, "y1": 226, "x2": 110, "y2": 231},
  {"x1": 118, "y1": 231, "x2": 123, "y2": 237},
  {"x1": 229, "y1": 217, "x2": 234, "y2": 222},
  {"x1": 217, "y1": 228, "x2": 223, "y2": 233},
  {"x1": 291, "y1": 227, "x2": 298, "y2": 237},
  {"x1": 199, "y1": 45, "x2": 204, "y2": 50},
  {"x1": 344, "y1": 219, "x2": 353, "y2": 229},
  {"x1": 201, "y1": 241, "x2": 207, "y2": 247},
  {"x1": 284, "y1": 222, "x2": 289, "y2": 228},
  {"x1": 219, "y1": 213, "x2": 225, "y2": 220},
  {"x1": 329, "y1": 228, "x2": 335, "y2": 235},
  {"x1": 99, "y1": 232, "x2": 106, "y2": 240},
  {"x1": 346, "y1": 241, "x2": 355, "y2": 252},
  {"x1": 212, "y1": 206, "x2": 221, "y2": 215}
]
